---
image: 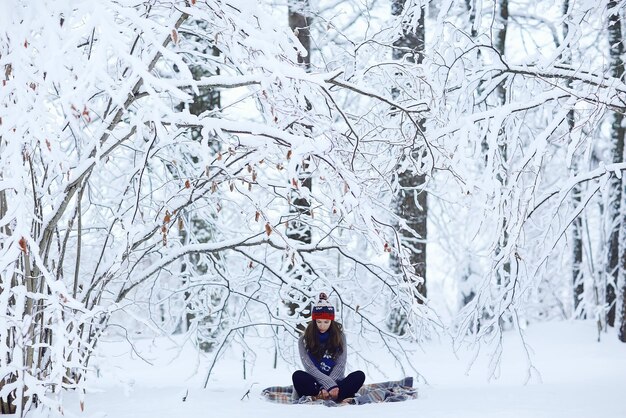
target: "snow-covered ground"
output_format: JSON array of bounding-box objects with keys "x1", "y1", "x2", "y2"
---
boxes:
[{"x1": 61, "y1": 321, "x2": 626, "y2": 418}]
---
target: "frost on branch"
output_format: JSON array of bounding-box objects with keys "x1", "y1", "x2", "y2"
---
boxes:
[{"x1": 0, "y1": 0, "x2": 429, "y2": 414}]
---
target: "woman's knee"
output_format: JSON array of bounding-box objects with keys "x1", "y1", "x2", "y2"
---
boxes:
[
  {"x1": 292, "y1": 370, "x2": 306, "y2": 381},
  {"x1": 352, "y1": 370, "x2": 365, "y2": 384}
]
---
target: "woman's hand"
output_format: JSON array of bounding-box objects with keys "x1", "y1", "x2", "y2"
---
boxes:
[
  {"x1": 318, "y1": 389, "x2": 330, "y2": 400},
  {"x1": 328, "y1": 387, "x2": 339, "y2": 400}
]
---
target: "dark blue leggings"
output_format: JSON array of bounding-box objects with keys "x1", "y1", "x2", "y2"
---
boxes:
[{"x1": 292, "y1": 370, "x2": 365, "y2": 401}]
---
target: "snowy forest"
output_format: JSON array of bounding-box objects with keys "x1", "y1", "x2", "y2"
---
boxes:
[{"x1": 1, "y1": 0, "x2": 626, "y2": 416}]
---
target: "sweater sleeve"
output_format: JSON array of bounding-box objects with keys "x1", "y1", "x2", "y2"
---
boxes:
[
  {"x1": 328, "y1": 333, "x2": 347, "y2": 382},
  {"x1": 298, "y1": 337, "x2": 338, "y2": 390}
]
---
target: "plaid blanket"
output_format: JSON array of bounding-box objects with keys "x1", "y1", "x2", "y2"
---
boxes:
[{"x1": 261, "y1": 377, "x2": 417, "y2": 406}]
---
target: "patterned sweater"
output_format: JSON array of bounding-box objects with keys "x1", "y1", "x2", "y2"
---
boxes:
[{"x1": 298, "y1": 333, "x2": 347, "y2": 390}]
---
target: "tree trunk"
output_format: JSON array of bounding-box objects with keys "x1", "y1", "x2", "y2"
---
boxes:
[
  {"x1": 0, "y1": 190, "x2": 16, "y2": 414},
  {"x1": 494, "y1": 0, "x2": 510, "y2": 287},
  {"x1": 180, "y1": 33, "x2": 222, "y2": 337},
  {"x1": 287, "y1": 0, "x2": 313, "y2": 243},
  {"x1": 606, "y1": 1, "x2": 626, "y2": 340},
  {"x1": 619, "y1": 171, "x2": 626, "y2": 341},
  {"x1": 286, "y1": 0, "x2": 313, "y2": 323},
  {"x1": 562, "y1": 0, "x2": 585, "y2": 317},
  {"x1": 495, "y1": 0, "x2": 508, "y2": 107},
  {"x1": 571, "y1": 158, "x2": 585, "y2": 318},
  {"x1": 606, "y1": 0, "x2": 624, "y2": 328},
  {"x1": 393, "y1": 0, "x2": 427, "y2": 293},
  {"x1": 387, "y1": 0, "x2": 427, "y2": 335},
  {"x1": 459, "y1": 0, "x2": 481, "y2": 309}
]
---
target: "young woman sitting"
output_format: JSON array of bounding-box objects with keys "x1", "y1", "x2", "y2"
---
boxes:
[{"x1": 292, "y1": 293, "x2": 365, "y2": 402}]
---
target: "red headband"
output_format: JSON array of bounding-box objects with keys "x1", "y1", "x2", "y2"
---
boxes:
[{"x1": 312, "y1": 310, "x2": 335, "y2": 321}]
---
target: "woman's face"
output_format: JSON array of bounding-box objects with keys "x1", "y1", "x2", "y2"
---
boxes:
[{"x1": 316, "y1": 319, "x2": 331, "y2": 333}]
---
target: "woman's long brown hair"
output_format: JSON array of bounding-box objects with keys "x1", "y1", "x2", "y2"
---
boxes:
[{"x1": 303, "y1": 321, "x2": 344, "y2": 360}]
